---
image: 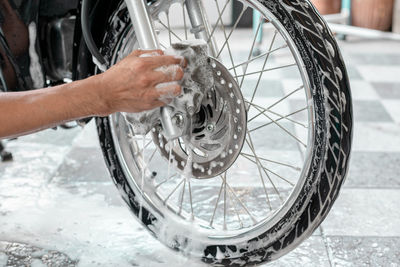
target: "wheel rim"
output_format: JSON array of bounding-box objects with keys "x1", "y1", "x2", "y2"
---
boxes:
[{"x1": 108, "y1": 0, "x2": 315, "y2": 243}]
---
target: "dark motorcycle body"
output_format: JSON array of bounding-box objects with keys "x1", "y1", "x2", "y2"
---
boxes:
[{"x1": 0, "y1": 0, "x2": 117, "y2": 92}]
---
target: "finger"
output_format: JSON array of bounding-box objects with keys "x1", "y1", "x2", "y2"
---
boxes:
[
  {"x1": 154, "y1": 82, "x2": 182, "y2": 103},
  {"x1": 142, "y1": 55, "x2": 187, "y2": 69},
  {"x1": 130, "y1": 49, "x2": 163, "y2": 57},
  {"x1": 152, "y1": 65, "x2": 184, "y2": 84},
  {"x1": 153, "y1": 99, "x2": 169, "y2": 107}
]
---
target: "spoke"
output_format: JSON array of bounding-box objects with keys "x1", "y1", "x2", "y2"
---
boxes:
[
  {"x1": 241, "y1": 152, "x2": 301, "y2": 171},
  {"x1": 239, "y1": 17, "x2": 263, "y2": 90},
  {"x1": 241, "y1": 151, "x2": 283, "y2": 202},
  {"x1": 216, "y1": 6, "x2": 247, "y2": 58},
  {"x1": 182, "y1": 2, "x2": 188, "y2": 40},
  {"x1": 225, "y1": 181, "x2": 257, "y2": 224},
  {"x1": 215, "y1": 0, "x2": 239, "y2": 83},
  {"x1": 265, "y1": 166, "x2": 295, "y2": 187},
  {"x1": 178, "y1": 179, "x2": 186, "y2": 215},
  {"x1": 210, "y1": 180, "x2": 224, "y2": 227},
  {"x1": 139, "y1": 136, "x2": 146, "y2": 219},
  {"x1": 188, "y1": 180, "x2": 194, "y2": 219},
  {"x1": 251, "y1": 105, "x2": 307, "y2": 147},
  {"x1": 230, "y1": 44, "x2": 288, "y2": 71},
  {"x1": 155, "y1": 173, "x2": 177, "y2": 189},
  {"x1": 167, "y1": 12, "x2": 172, "y2": 45},
  {"x1": 136, "y1": 139, "x2": 153, "y2": 156},
  {"x1": 246, "y1": 134, "x2": 272, "y2": 210},
  {"x1": 234, "y1": 63, "x2": 297, "y2": 79},
  {"x1": 159, "y1": 20, "x2": 182, "y2": 43},
  {"x1": 147, "y1": 148, "x2": 157, "y2": 164},
  {"x1": 227, "y1": 184, "x2": 243, "y2": 228},
  {"x1": 206, "y1": 0, "x2": 231, "y2": 45},
  {"x1": 166, "y1": 144, "x2": 173, "y2": 183},
  {"x1": 223, "y1": 172, "x2": 227, "y2": 230},
  {"x1": 249, "y1": 31, "x2": 278, "y2": 106},
  {"x1": 163, "y1": 179, "x2": 185, "y2": 204},
  {"x1": 248, "y1": 85, "x2": 304, "y2": 122},
  {"x1": 247, "y1": 102, "x2": 308, "y2": 129},
  {"x1": 123, "y1": 115, "x2": 154, "y2": 143},
  {"x1": 240, "y1": 153, "x2": 295, "y2": 186}
]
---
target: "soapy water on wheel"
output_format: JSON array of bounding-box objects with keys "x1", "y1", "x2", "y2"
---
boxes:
[
  {"x1": 108, "y1": 10, "x2": 311, "y2": 234},
  {"x1": 123, "y1": 40, "x2": 247, "y2": 181},
  {"x1": 101, "y1": 1, "x2": 335, "y2": 261},
  {"x1": 123, "y1": 40, "x2": 214, "y2": 134}
]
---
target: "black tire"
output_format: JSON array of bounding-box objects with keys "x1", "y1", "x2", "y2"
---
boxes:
[{"x1": 95, "y1": 0, "x2": 353, "y2": 265}]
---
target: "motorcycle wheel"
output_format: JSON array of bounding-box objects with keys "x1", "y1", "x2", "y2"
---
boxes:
[{"x1": 96, "y1": 0, "x2": 353, "y2": 265}]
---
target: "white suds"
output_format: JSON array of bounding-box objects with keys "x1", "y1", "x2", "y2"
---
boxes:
[
  {"x1": 156, "y1": 81, "x2": 180, "y2": 104},
  {"x1": 92, "y1": 56, "x2": 107, "y2": 72},
  {"x1": 155, "y1": 64, "x2": 181, "y2": 81}
]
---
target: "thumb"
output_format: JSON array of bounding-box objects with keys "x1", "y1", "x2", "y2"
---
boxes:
[{"x1": 130, "y1": 49, "x2": 164, "y2": 57}]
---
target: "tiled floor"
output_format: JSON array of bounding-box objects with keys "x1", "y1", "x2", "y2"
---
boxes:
[{"x1": 1, "y1": 36, "x2": 400, "y2": 266}]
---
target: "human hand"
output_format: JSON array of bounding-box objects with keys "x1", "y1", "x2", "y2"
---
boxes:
[{"x1": 96, "y1": 49, "x2": 185, "y2": 115}]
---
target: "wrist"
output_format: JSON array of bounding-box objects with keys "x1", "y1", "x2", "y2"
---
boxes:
[{"x1": 82, "y1": 73, "x2": 113, "y2": 117}]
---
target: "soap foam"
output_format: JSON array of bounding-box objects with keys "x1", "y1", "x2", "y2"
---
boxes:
[
  {"x1": 155, "y1": 81, "x2": 180, "y2": 104},
  {"x1": 155, "y1": 64, "x2": 181, "y2": 82},
  {"x1": 124, "y1": 40, "x2": 214, "y2": 135}
]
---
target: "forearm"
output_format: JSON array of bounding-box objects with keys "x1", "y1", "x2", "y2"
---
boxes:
[
  {"x1": 0, "y1": 75, "x2": 105, "y2": 139},
  {"x1": 0, "y1": 49, "x2": 184, "y2": 139}
]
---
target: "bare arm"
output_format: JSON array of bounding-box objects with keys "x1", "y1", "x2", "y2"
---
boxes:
[{"x1": 0, "y1": 49, "x2": 184, "y2": 139}]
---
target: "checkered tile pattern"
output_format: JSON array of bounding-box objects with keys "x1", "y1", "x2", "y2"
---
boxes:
[{"x1": 0, "y1": 36, "x2": 399, "y2": 266}]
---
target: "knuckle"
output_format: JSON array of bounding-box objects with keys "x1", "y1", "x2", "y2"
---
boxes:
[
  {"x1": 174, "y1": 85, "x2": 182, "y2": 96},
  {"x1": 139, "y1": 76, "x2": 150, "y2": 87},
  {"x1": 135, "y1": 59, "x2": 147, "y2": 70},
  {"x1": 176, "y1": 67, "x2": 184, "y2": 80}
]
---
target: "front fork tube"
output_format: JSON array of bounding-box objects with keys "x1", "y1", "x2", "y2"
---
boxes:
[
  {"x1": 185, "y1": 0, "x2": 219, "y2": 57},
  {"x1": 124, "y1": 0, "x2": 217, "y2": 140}
]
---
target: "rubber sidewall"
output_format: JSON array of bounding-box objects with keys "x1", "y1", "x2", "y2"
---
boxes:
[{"x1": 95, "y1": 0, "x2": 353, "y2": 265}]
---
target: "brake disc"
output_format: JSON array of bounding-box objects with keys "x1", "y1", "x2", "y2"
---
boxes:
[{"x1": 153, "y1": 58, "x2": 247, "y2": 179}]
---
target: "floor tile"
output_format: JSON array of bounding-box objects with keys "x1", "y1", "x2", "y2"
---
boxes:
[
  {"x1": 327, "y1": 236, "x2": 400, "y2": 267},
  {"x1": 248, "y1": 121, "x2": 299, "y2": 150},
  {"x1": 339, "y1": 39, "x2": 400, "y2": 54},
  {"x1": 52, "y1": 147, "x2": 109, "y2": 184},
  {"x1": 349, "y1": 80, "x2": 380, "y2": 100},
  {"x1": 322, "y1": 189, "x2": 400, "y2": 237},
  {"x1": 72, "y1": 121, "x2": 100, "y2": 148},
  {"x1": 358, "y1": 66, "x2": 400, "y2": 83},
  {"x1": 267, "y1": 236, "x2": 330, "y2": 267},
  {"x1": 352, "y1": 123, "x2": 400, "y2": 152},
  {"x1": 346, "y1": 152, "x2": 400, "y2": 188},
  {"x1": 14, "y1": 127, "x2": 81, "y2": 147},
  {"x1": 372, "y1": 82, "x2": 400, "y2": 99},
  {"x1": 288, "y1": 100, "x2": 310, "y2": 122},
  {"x1": 345, "y1": 65, "x2": 363, "y2": 80},
  {"x1": 241, "y1": 79, "x2": 284, "y2": 98},
  {"x1": 346, "y1": 54, "x2": 400, "y2": 66},
  {"x1": 0, "y1": 142, "x2": 68, "y2": 180},
  {"x1": 281, "y1": 80, "x2": 308, "y2": 100},
  {"x1": 382, "y1": 100, "x2": 400, "y2": 123},
  {"x1": 353, "y1": 101, "x2": 393, "y2": 122},
  {"x1": 50, "y1": 147, "x2": 121, "y2": 206}
]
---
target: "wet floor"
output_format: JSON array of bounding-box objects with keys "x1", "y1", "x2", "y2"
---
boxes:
[{"x1": 1, "y1": 36, "x2": 400, "y2": 266}]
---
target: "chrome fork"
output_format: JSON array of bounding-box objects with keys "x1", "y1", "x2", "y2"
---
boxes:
[{"x1": 124, "y1": 0, "x2": 217, "y2": 139}]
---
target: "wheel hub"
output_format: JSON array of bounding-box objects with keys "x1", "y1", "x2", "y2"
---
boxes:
[{"x1": 153, "y1": 58, "x2": 247, "y2": 179}]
